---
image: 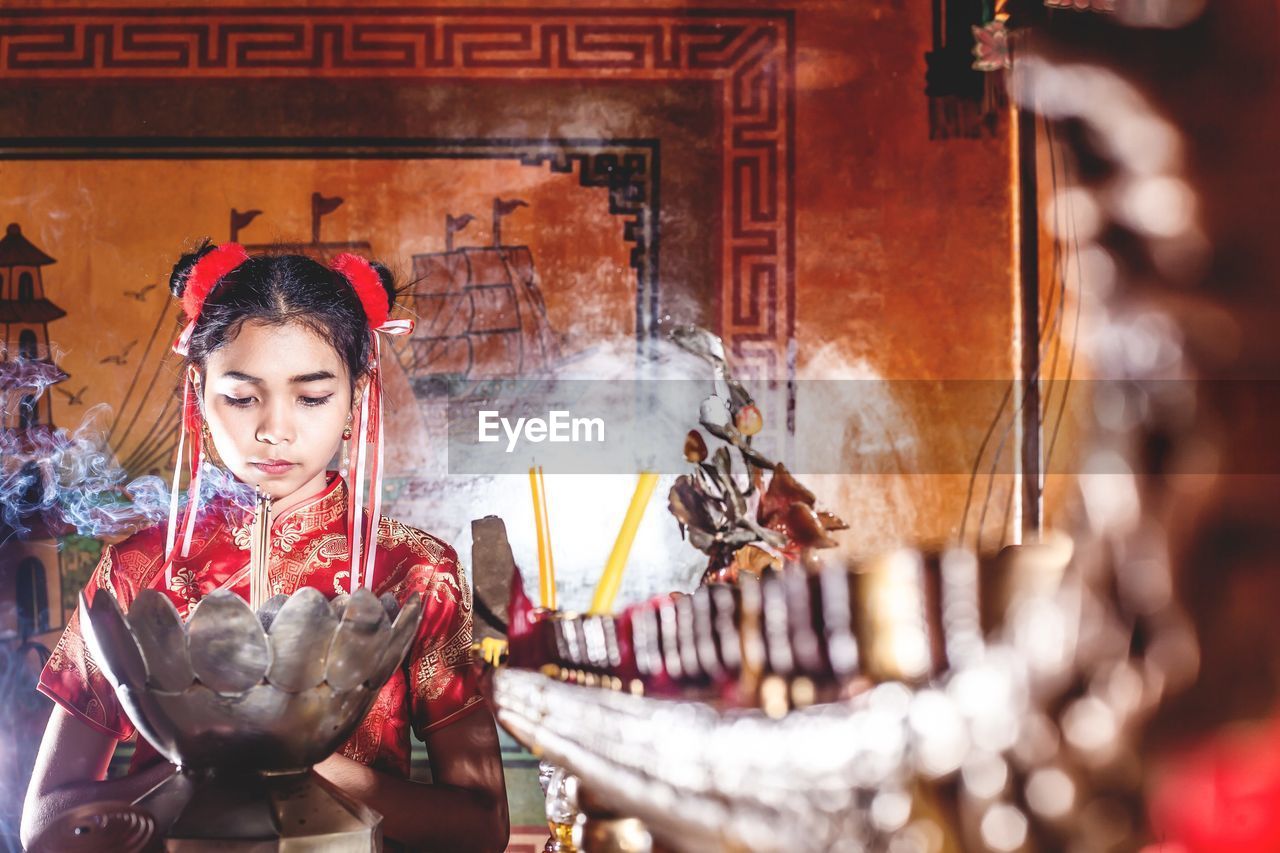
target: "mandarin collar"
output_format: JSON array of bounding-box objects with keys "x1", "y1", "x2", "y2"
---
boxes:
[{"x1": 209, "y1": 469, "x2": 346, "y2": 536}]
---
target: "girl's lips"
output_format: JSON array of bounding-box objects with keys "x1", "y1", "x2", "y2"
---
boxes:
[{"x1": 252, "y1": 461, "x2": 297, "y2": 475}]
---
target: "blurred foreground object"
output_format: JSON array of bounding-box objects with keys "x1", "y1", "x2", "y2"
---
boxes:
[
  {"x1": 486, "y1": 4, "x2": 1280, "y2": 848},
  {"x1": 1010, "y1": 1, "x2": 1280, "y2": 849},
  {"x1": 494, "y1": 533, "x2": 1186, "y2": 851}
]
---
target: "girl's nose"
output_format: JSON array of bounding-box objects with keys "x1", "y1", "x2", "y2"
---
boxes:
[{"x1": 255, "y1": 401, "x2": 296, "y2": 446}]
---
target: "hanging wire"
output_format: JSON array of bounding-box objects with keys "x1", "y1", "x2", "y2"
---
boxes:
[
  {"x1": 1044, "y1": 130, "x2": 1084, "y2": 468},
  {"x1": 961, "y1": 112, "x2": 1070, "y2": 550},
  {"x1": 993, "y1": 116, "x2": 1074, "y2": 546}
]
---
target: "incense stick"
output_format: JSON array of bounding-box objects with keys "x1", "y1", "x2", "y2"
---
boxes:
[
  {"x1": 249, "y1": 489, "x2": 274, "y2": 611},
  {"x1": 529, "y1": 466, "x2": 557, "y2": 610},
  {"x1": 590, "y1": 471, "x2": 659, "y2": 615}
]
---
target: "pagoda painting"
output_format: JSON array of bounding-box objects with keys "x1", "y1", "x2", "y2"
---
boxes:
[
  {"x1": 0, "y1": 222, "x2": 67, "y2": 651},
  {"x1": 0, "y1": 222, "x2": 68, "y2": 831}
]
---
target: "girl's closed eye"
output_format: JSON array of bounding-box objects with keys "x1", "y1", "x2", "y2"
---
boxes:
[
  {"x1": 301, "y1": 395, "x2": 333, "y2": 407},
  {"x1": 223, "y1": 394, "x2": 256, "y2": 407}
]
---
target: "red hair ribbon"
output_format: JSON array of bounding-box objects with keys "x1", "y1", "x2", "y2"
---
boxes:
[
  {"x1": 331, "y1": 252, "x2": 390, "y2": 330},
  {"x1": 163, "y1": 243, "x2": 248, "y2": 572},
  {"x1": 172, "y1": 243, "x2": 250, "y2": 357},
  {"x1": 330, "y1": 252, "x2": 414, "y2": 593}
]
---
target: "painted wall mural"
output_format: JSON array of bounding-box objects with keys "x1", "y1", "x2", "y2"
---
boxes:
[{"x1": 0, "y1": 3, "x2": 1021, "y2": 849}]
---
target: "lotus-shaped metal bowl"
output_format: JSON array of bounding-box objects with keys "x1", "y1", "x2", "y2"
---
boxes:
[{"x1": 80, "y1": 586, "x2": 422, "y2": 773}]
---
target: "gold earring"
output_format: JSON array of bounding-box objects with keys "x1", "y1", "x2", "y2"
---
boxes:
[
  {"x1": 200, "y1": 420, "x2": 224, "y2": 466},
  {"x1": 342, "y1": 421, "x2": 353, "y2": 441}
]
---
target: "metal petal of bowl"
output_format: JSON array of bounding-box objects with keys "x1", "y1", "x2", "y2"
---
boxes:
[
  {"x1": 325, "y1": 590, "x2": 391, "y2": 691},
  {"x1": 81, "y1": 587, "x2": 425, "y2": 773}
]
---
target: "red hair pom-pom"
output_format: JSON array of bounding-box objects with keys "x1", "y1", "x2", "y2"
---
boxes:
[
  {"x1": 182, "y1": 243, "x2": 250, "y2": 323},
  {"x1": 331, "y1": 253, "x2": 390, "y2": 330}
]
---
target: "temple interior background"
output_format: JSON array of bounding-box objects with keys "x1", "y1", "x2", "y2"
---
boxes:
[{"x1": 2, "y1": 0, "x2": 1277, "y2": 851}]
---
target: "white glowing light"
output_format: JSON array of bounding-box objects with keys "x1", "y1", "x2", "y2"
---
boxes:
[
  {"x1": 1045, "y1": 187, "x2": 1103, "y2": 243},
  {"x1": 1062, "y1": 696, "x2": 1119, "y2": 754},
  {"x1": 1117, "y1": 175, "x2": 1196, "y2": 238},
  {"x1": 1026, "y1": 767, "x2": 1076, "y2": 819},
  {"x1": 1079, "y1": 456, "x2": 1141, "y2": 535},
  {"x1": 909, "y1": 690, "x2": 969, "y2": 778},
  {"x1": 1078, "y1": 244, "x2": 1117, "y2": 298},
  {"x1": 980, "y1": 803, "x2": 1029, "y2": 852},
  {"x1": 870, "y1": 791, "x2": 913, "y2": 833},
  {"x1": 961, "y1": 752, "x2": 1009, "y2": 800}
]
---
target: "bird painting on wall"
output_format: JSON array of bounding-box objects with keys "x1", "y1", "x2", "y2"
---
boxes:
[
  {"x1": 100, "y1": 340, "x2": 137, "y2": 365},
  {"x1": 55, "y1": 385, "x2": 88, "y2": 405},
  {"x1": 122, "y1": 284, "x2": 157, "y2": 302}
]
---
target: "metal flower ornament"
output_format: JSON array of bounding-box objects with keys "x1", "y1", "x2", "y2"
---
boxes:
[{"x1": 972, "y1": 20, "x2": 1011, "y2": 72}]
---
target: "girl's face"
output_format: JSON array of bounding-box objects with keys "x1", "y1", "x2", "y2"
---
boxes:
[{"x1": 198, "y1": 320, "x2": 358, "y2": 510}]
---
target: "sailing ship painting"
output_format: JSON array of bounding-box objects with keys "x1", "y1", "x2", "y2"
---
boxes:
[
  {"x1": 398, "y1": 197, "x2": 563, "y2": 396},
  {"x1": 237, "y1": 192, "x2": 374, "y2": 261}
]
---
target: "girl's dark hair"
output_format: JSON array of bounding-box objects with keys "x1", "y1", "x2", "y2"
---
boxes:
[{"x1": 168, "y1": 240, "x2": 398, "y2": 388}]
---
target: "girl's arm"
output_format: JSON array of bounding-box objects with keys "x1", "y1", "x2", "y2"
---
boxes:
[
  {"x1": 313, "y1": 704, "x2": 510, "y2": 852},
  {"x1": 20, "y1": 707, "x2": 176, "y2": 849}
]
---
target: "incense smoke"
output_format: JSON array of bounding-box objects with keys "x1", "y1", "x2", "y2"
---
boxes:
[
  {"x1": 0, "y1": 400, "x2": 172, "y2": 542},
  {"x1": 0, "y1": 351, "x2": 181, "y2": 542}
]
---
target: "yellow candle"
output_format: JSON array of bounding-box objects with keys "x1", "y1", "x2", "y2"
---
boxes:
[
  {"x1": 590, "y1": 472, "x2": 660, "y2": 615},
  {"x1": 529, "y1": 466, "x2": 557, "y2": 610}
]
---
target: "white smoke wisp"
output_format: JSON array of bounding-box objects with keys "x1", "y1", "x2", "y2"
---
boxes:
[
  {"x1": 403, "y1": 335, "x2": 732, "y2": 611},
  {"x1": 0, "y1": 400, "x2": 171, "y2": 543},
  {"x1": 400, "y1": 331, "x2": 925, "y2": 609},
  {"x1": 792, "y1": 342, "x2": 922, "y2": 560}
]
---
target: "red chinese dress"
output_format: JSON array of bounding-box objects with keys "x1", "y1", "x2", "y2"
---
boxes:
[{"x1": 37, "y1": 471, "x2": 483, "y2": 778}]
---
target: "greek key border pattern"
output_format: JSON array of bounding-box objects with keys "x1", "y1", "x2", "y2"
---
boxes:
[{"x1": 0, "y1": 7, "x2": 794, "y2": 376}]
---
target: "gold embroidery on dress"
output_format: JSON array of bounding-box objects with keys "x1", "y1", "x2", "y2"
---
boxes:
[
  {"x1": 430, "y1": 571, "x2": 461, "y2": 606},
  {"x1": 382, "y1": 519, "x2": 446, "y2": 563},
  {"x1": 413, "y1": 570, "x2": 474, "y2": 703},
  {"x1": 339, "y1": 678, "x2": 395, "y2": 765},
  {"x1": 168, "y1": 567, "x2": 201, "y2": 604},
  {"x1": 45, "y1": 612, "x2": 82, "y2": 674},
  {"x1": 46, "y1": 606, "x2": 120, "y2": 732},
  {"x1": 134, "y1": 549, "x2": 171, "y2": 598},
  {"x1": 97, "y1": 548, "x2": 116, "y2": 600},
  {"x1": 414, "y1": 624, "x2": 473, "y2": 703},
  {"x1": 426, "y1": 693, "x2": 484, "y2": 732},
  {"x1": 282, "y1": 479, "x2": 347, "y2": 533},
  {"x1": 275, "y1": 519, "x2": 303, "y2": 554},
  {"x1": 459, "y1": 562, "x2": 473, "y2": 614},
  {"x1": 278, "y1": 532, "x2": 345, "y2": 593},
  {"x1": 232, "y1": 519, "x2": 252, "y2": 551}
]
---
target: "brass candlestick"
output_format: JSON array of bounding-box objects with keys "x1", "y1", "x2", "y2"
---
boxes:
[{"x1": 249, "y1": 489, "x2": 274, "y2": 611}]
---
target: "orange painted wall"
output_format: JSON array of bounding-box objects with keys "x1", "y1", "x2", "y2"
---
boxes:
[{"x1": 0, "y1": 0, "x2": 1031, "y2": 555}]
